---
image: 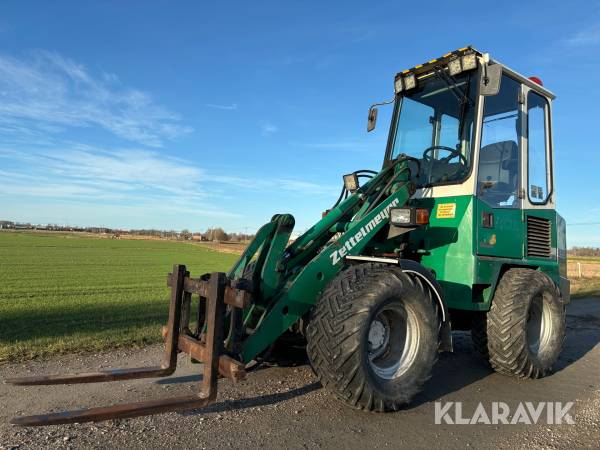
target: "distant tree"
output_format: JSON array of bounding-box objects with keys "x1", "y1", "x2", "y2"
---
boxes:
[{"x1": 204, "y1": 227, "x2": 229, "y2": 241}]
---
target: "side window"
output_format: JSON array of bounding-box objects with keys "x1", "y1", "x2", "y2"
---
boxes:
[
  {"x1": 478, "y1": 75, "x2": 521, "y2": 208},
  {"x1": 527, "y1": 92, "x2": 550, "y2": 203}
]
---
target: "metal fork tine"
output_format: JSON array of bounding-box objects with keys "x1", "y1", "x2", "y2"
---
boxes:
[
  {"x1": 5, "y1": 366, "x2": 170, "y2": 386},
  {"x1": 10, "y1": 394, "x2": 216, "y2": 426},
  {"x1": 5, "y1": 265, "x2": 188, "y2": 387},
  {"x1": 9, "y1": 270, "x2": 229, "y2": 427}
]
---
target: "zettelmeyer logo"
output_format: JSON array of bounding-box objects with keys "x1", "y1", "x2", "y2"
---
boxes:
[
  {"x1": 330, "y1": 198, "x2": 400, "y2": 265},
  {"x1": 434, "y1": 401, "x2": 575, "y2": 425}
]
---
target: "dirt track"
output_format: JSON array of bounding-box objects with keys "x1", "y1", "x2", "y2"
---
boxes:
[{"x1": 1, "y1": 298, "x2": 599, "y2": 450}]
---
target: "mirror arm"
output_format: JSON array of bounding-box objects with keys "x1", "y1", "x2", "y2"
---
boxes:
[{"x1": 367, "y1": 97, "x2": 395, "y2": 132}]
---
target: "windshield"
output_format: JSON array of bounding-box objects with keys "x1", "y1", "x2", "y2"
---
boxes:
[{"x1": 389, "y1": 71, "x2": 477, "y2": 187}]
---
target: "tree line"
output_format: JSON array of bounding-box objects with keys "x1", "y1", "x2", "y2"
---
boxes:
[
  {"x1": 0, "y1": 220, "x2": 254, "y2": 242},
  {"x1": 568, "y1": 247, "x2": 600, "y2": 257}
]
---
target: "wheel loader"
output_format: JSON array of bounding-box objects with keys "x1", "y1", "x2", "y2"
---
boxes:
[{"x1": 7, "y1": 46, "x2": 569, "y2": 426}]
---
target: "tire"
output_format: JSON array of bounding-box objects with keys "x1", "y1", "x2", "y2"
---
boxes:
[
  {"x1": 485, "y1": 268, "x2": 566, "y2": 378},
  {"x1": 471, "y1": 312, "x2": 489, "y2": 361},
  {"x1": 306, "y1": 263, "x2": 439, "y2": 412}
]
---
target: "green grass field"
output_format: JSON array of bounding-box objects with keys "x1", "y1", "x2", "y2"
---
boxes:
[
  {"x1": 0, "y1": 231, "x2": 238, "y2": 362},
  {"x1": 1, "y1": 230, "x2": 598, "y2": 363}
]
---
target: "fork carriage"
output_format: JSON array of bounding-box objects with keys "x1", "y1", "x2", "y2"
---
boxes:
[{"x1": 8, "y1": 265, "x2": 249, "y2": 426}]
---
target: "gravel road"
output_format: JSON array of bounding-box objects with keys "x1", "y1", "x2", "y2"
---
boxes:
[{"x1": 1, "y1": 298, "x2": 598, "y2": 449}]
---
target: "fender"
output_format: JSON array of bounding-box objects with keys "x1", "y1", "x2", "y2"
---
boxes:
[
  {"x1": 399, "y1": 259, "x2": 452, "y2": 352},
  {"x1": 398, "y1": 259, "x2": 446, "y2": 321},
  {"x1": 345, "y1": 255, "x2": 452, "y2": 352}
]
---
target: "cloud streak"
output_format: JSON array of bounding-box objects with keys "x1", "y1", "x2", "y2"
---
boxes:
[
  {"x1": 0, "y1": 50, "x2": 336, "y2": 230},
  {"x1": 205, "y1": 103, "x2": 238, "y2": 110},
  {"x1": 0, "y1": 143, "x2": 335, "y2": 218},
  {"x1": 566, "y1": 23, "x2": 600, "y2": 47},
  {"x1": 260, "y1": 122, "x2": 278, "y2": 136},
  {"x1": 0, "y1": 51, "x2": 192, "y2": 147}
]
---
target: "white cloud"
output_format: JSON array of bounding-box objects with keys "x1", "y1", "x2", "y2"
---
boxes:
[
  {"x1": 207, "y1": 174, "x2": 337, "y2": 195},
  {"x1": 0, "y1": 145, "x2": 206, "y2": 201},
  {"x1": 0, "y1": 51, "x2": 192, "y2": 147},
  {"x1": 566, "y1": 23, "x2": 600, "y2": 46},
  {"x1": 0, "y1": 50, "x2": 340, "y2": 230},
  {"x1": 0, "y1": 144, "x2": 335, "y2": 219},
  {"x1": 205, "y1": 103, "x2": 238, "y2": 110},
  {"x1": 260, "y1": 122, "x2": 278, "y2": 136},
  {"x1": 295, "y1": 140, "x2": 383, "y2": 151}
]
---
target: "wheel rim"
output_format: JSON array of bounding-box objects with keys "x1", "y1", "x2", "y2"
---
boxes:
[
  {"x1": 526, "y1": 294, "x2": 554, "y2": 355},
  {"x1": 367, "y1": 304, "x2": 420, "y2": 380}
]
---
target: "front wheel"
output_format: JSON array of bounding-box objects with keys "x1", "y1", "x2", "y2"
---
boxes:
[{"x1": 306, "y1": 263, "x2": 439, "y2": 411}]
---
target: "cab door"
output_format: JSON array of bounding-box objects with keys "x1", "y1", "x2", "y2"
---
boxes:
[
  {"x1": 522, "y1": 86, "x2": 556, "y2": 260},
  {"x1": 475, "y1": 74, "x2": 525, "y2": 258}
]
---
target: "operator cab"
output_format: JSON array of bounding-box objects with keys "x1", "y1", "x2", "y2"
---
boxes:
[
  {"x1": 386, "y1": 66, "x2": 477, "y2": 187},
  {"x1": 370, "y1": 47, "x2": 555, "y2": 212}
]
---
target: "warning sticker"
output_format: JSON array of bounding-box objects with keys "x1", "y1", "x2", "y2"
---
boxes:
[{"x1": 436, "y1": 203, "x2": 456, "y2": 219}]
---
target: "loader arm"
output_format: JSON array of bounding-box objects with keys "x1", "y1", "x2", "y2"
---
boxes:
[{"x1": 6, "y1": 157, "x2": 414, "y2": 426}]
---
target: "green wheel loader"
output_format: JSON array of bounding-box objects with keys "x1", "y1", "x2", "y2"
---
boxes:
[{"x1": 8, "y1": 46, "x2": 569, "y2": 425}]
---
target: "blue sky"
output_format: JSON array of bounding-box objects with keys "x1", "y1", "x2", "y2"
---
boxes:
[{"x1": 0, "y1": 1, "x2": 598, "y2": 246}]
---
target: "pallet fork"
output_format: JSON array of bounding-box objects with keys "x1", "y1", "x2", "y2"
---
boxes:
[{"x1": 6, "y1": 265, "x2": 249, "y2": 426}]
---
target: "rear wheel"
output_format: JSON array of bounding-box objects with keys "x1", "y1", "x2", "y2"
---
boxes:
[
  {"x1": 470, "y1": 312, "x2": 489, "y2": 361},
  {"x1": 483, "y1": 268, "x2": 566, "y2": 378},
  {"x1": 306, "y1": 263, "x2": 439, "y2": 411}
]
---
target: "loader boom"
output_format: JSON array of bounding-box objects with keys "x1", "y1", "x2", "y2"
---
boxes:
[{"x1": 7, "y1": 156, "x2": 415, "y2": 425}]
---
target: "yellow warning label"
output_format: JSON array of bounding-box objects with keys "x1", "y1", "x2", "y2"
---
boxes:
[{"x1": 436, "y1": 203, "x2": 456, "y2": 219}]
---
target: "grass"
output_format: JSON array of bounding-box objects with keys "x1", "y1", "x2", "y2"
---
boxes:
[
  {"x1": 1, "y1": 230, "x2": 598, "y2": 363},
  {"x1": 0, "y1": 231, "x2": 238, "y2": 362},
  {"x1": 568, "y1": 256, "x2": 600, "y2": 298},
  {"x1": 571, "y1": 279, "x2": 600, "y2": 298}
]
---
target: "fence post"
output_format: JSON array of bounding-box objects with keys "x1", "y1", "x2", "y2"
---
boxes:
[{"x1": 578, "y1": 262, "x2": 582, "y2": 278}]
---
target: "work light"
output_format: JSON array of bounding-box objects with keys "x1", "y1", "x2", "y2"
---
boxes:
[
  {"x1": 343, "y1": 173, "x2": 359, "y2": 192},
  {"x1": 461, "y1": 53, "x2": 477, "y2": 71},
  {"x1": 403, "y1": 73, "x2": 416, "y2": 90},
  {"x1": 447, "y1": 57, "x2": 462, "y2": 76},
  {"x1": 394, "y1": 76, "x2": 403, "y2": 94}
]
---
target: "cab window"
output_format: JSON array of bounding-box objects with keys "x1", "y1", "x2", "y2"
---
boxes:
[{"x1": 527, "y1": 91, "x2": 550, "y2": 203}]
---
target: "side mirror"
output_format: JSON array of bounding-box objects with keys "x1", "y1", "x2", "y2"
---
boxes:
[
  {"x1": 479, "y1": 63, "x2": 502, "y2": 96},
  {"x1": 367, "y1": 107, "x2": 378, "y2": 132}
]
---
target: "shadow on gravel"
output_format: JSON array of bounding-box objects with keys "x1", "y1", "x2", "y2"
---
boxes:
[
  {"x1": 155, "y1": 374, "x2": 202, "y2": 385},
  {"x1": 180, "y1": 381, "x2": 321, "y2": 416},
  {"x1": 407, "y1": 331, "x2": 493, "y2": 408},
  {"x1": 162, "y1": 299, "x2": 600, "y2": 410},
  {"x1": 554, "y1": 298, "x2": 600, "y2": 371},
  {"x1": 410, "y1": 298, "x2": 600, "y2": 408}
]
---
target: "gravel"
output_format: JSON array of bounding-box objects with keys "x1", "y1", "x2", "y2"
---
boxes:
[{"x1": 1, "y1": 298, "x2": 599, "y2": 449}]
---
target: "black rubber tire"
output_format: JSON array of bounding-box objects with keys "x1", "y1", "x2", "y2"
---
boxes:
[
  {"x1": 306, "y1": 263, "x2": 439, "y2": 412},
  {"x1": 470, "y1": 312, "x2": 489, "y2": 361},
  {"x1": 485, "y1": 268, "x2": 566, "y2": 378}
]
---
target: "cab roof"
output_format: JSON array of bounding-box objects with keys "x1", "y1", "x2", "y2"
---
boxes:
[{"x1": 395, "y1": 46, "x2": 555, "y2": 100}]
